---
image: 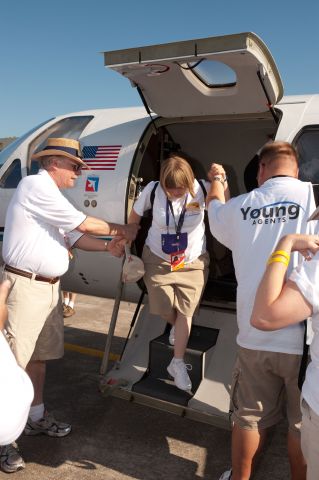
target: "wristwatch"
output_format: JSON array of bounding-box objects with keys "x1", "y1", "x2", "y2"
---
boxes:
[{"x1": 212, "y1": 175, "x2": 227, "y2": 185}]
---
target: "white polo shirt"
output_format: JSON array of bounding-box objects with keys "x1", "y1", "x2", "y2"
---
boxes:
[
  {"x1": 2, "y1": 169, "x2": 86, "y2": 277},
  {"x1": 208, "y1": 177, "x2": 315, "y2": 354},
  {"x1": 0, "y1": 332, "x2": 33, "y2": 444},
  {"x1": 133, "y1": 180, "x2": 209, "y2": 263},
  {"x1": 290, "y1": 256, "x2": 319, "y2": 415}
]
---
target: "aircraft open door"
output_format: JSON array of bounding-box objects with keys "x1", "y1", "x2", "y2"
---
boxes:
[
  {"x1": 104, "y1": 31, "x2": 283, "y2": 118},
  {"x1": 101, "y1": 33, "x2": 284, "y2": 428}
]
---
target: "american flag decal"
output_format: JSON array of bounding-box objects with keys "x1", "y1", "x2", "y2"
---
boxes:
[{"x1": 82, "y1": 145, "x2": 121, "y2": 170}]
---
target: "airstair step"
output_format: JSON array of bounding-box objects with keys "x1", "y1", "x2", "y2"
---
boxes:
[
  {"x1": 132, "y1": 376, "x2": 192, "y2": 406},
  {"x1": 158, "y1": 324, "x2": 219, "y2": 351},
  {"x1": 132, "y1": 325, "x2": 219, "y2": 404}
]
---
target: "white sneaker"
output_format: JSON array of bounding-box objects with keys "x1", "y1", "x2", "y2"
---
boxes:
[
  {"x1": 219, "y1": 470, "x2": 232, "y2": 480},
  {"x1": 167, "y1": 358, "x2": 192, "y2": 391},
  {"x1": 169, "y1": 326, "x2": 175, "y2": 345}
]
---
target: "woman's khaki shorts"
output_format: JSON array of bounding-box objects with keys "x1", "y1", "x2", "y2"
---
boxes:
[
  {"x1": 142, "y1": 246, "x2": 209, "y2": 317},
  {"x1": 230, "y1": 347, "x2": 302, "y2": 432},
  {"x1": 2, "y1": 271, "x2": 64, "y2": 369}
]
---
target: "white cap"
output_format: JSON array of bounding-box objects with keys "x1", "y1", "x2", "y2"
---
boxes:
[{"x1": 122, "y1": 246, "x2": 145, "y2": 284}]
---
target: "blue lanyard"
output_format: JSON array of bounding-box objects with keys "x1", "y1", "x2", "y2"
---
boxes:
[{"x1": 166, "y1": 195, "x2": 188, "y2": 235}]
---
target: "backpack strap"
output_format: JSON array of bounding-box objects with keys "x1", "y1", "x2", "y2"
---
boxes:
[
  {"x1": 298, "y1": 320, "x2": 309, "y2": 390},
  {"x1": 198, "y1": 179, "x2": 207, "y2": 199},
  {"x1": 150, "y1": 181, "x2": 159, "y2": 209}
]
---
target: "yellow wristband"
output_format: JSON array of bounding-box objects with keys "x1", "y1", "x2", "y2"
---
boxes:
[
  {"x1": 271, "y1": 250, "x2": 290, "y2": 261},
  {"x1": 267, "y1": 257, "x2": 289, "y2": 267}
]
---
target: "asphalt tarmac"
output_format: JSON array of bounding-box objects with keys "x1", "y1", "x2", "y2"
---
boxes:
[{"x1": 0, "y1": 294, "x2": 291, "y2": 479}]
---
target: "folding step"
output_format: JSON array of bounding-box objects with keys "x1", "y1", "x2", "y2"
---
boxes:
[
  {"x1": 132, "y1": 376, "x2": 193, "y2": 406},
  {"x1": 132, "y1": 325, "x2": 219, "y2": 406}
]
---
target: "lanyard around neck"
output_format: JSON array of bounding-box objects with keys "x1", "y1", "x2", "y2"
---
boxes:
[{"x1": 166, "y1": 195, "x2": 188, "y2": 235}]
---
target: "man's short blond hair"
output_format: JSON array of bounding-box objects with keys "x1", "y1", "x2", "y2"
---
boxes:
[
  {"x1": 160, "y1": 154, "x2": 195, "y2": 197},
  {"x1": 259, "y1": 141, "x2": 299, "y2": 167}
]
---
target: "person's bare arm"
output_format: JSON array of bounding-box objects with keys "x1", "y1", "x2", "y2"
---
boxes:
[
  {"x1": 251, "y1": 234, "x2": 319, "y2": 331},
  {"x1": 206, "y1": 163, "x2": 230, "y2": 207},
  {"x1": 76, "y1": 216, "x2": 139, "y2": 242},
  {"x1": 128, "y1": 209, "x2": 142, "y2": 225},
  {"x1": 73, "y1": 235, "x2": 124, "y2": 257}
]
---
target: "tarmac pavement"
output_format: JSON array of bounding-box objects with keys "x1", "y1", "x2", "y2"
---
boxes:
[{"x1": 0, "y1": 294, "x2": 291, "y2": 479}]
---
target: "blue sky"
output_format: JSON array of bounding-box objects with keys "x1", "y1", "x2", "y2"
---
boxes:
[{"x1": 1, "y1": 0, "x2": 319, "y2": 137}]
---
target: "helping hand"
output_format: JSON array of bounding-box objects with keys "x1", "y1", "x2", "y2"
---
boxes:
[
  {"x1": 122, "y1": 223, "x2": 140, "y2": 242},
  {"x1": 107, "y1": 238, "x2": 126, "y2": 258}
]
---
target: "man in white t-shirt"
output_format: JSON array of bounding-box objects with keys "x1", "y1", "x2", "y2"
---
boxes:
[
  {"x1": 0, "y1": 138, "x2": 139, "y2": 473},
  {"x1": 206, "y1": 142, "x2": 315, "y2": 480}
]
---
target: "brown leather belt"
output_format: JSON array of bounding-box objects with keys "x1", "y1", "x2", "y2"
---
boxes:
[{"x1": 4, "y1": 265, "x2": 60, "y2": 284}]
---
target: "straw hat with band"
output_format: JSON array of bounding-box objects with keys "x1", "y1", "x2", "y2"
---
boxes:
[{"x1": 32, "y1": 138, "x2": 88, "y2": 168}]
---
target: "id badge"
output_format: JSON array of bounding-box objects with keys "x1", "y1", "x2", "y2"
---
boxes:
[
  {"x1": 170, "y1": 251, "x2": 185, "y2": 271},
  {"x1": 161, "y1": 232, "x2": 188, "y2": 254}
]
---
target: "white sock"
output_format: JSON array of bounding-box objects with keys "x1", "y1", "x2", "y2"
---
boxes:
[
  {"x1": 173, "y1": 357, "x2": 184, "y2": 364},
  {"x1": 29, "y1": 403, "x2": 45, "y2": 421},
  {"x1": 64, "y1": 298, "x2": 70, "y2": 306},
  {"x1": 68, "y1": 300, "x2": 74, "y2": 309}
]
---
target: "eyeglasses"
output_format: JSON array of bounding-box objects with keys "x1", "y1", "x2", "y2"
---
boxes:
[
  {"x1": 71, "y1": 163, "x2": 82, "y2": 172},
  {"x1": 59, "y1": 158, "x2": 82, "y2": 172}
]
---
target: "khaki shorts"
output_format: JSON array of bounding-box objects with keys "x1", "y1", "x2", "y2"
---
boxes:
[
  {"x1": 2, "y1": 271, "x2": 64, "y2": 369},
  {"x1": 301, "y1": 397, "x2": 319, "y2": 480},
  {"x1": 142, "y1": 246, "x2": 209, "y2": 317},
  {"x1": 230, "y1": 347, "x2": 302, "y2": 432}
]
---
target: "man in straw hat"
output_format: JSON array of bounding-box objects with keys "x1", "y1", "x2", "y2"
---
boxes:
[{"x1": 0, "y1": 137, "x2": 139, "y2": 473}]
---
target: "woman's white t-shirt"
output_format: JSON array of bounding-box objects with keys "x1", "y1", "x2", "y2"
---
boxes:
[{"x1": 133, "y1": 180, "x2": 209, "y2": 263}]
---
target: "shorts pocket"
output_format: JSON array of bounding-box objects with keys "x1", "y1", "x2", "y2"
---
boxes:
[
  {"x1": 301, "y1": 397, "x2": 310, "y2": 418},
  {"x1": 4, "y1": 274, "x2": 19, "y2": 305},
  {"x1": 230, "y1": 366, "x2": 241, "y2": 414}
]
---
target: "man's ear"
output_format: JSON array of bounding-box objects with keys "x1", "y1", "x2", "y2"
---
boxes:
[
  {"x1": 52, "y1": 157, "x2": 60, "y2": 169},
  {"x1": 257, "y1": 163, "x2": 264, "y2": 186}
]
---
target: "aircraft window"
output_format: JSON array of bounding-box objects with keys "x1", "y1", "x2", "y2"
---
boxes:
[
  {"x1": 0, "y1": 118, "x2": 54, "y2": 168},
  {"x1": 27, "y1": 116, "x2": 94, "y2": 172},
  {"x1": 29, "y1": 161, "x2": 40, "y2": 176},
  {"x1": 0, "y1": 159, "x2": 22, "y2": 189},
  {"x1": 295, "y1": 128, "x2": 319, "y2": 183},
  {"x1": 187, "y1": 59, "x2": 237, "y2": 88}
]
